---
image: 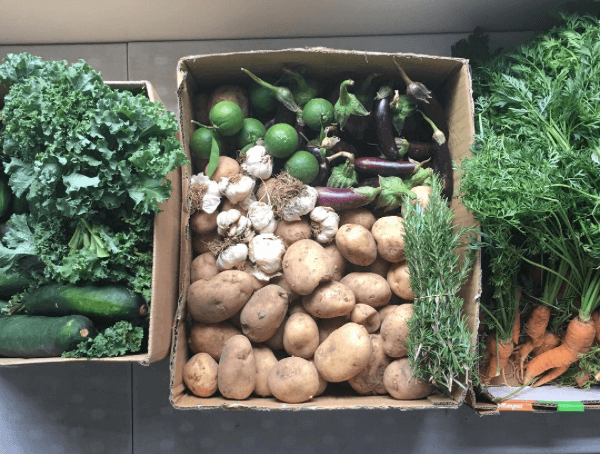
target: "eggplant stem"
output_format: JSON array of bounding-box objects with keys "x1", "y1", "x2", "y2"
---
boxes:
[
  {"x1": 392, "y1": 57, "x2": 413, "y2": 85},
  {"x1": 327, "y1": 151, "x2": 355, "y2": 165},
  {"x1": 419, "y1": 111, "x2": 446, "y2": 145},
  {"x1": 192, "y1": 120, "x2": 212, "y2": 129}
]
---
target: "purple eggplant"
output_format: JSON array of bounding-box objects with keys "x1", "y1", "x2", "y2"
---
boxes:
[
  {"x1": 372, "y1": 86, "x2": 399, "y2": 161},
  {"x1": 358, "y1": 177, "x2": 380, "y2": 188},
  {"x1": 355, "y1": 157, "x2": 417, "y2": 177},
  {"x1": 306, "y1": 145, "x2": 331, "y2": 187},
  {"x1": 405, "y1": 140, "x2": 434, "y2": 161},
  {"x1": 315, "y1": 186, "x2": 380, "y2": 211}
]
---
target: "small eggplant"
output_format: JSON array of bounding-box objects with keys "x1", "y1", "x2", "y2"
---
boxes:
[
  {"x1": 372, "y1": 86, "x2": 399, "y2": 161},
  {"x1": 358, "y1": 177, "x2": 380, "y2": 188},
  {"x1": 326, "y1": 152, "x2": 357, "y2": 188},
  {"x1": 315, "y1": 186, "x2": 381, "y2": 211},
  {"x1": 334, "y1": 80, "x2": 370, "y2": 131},
  {"x1": 281, "y1": 67, "x2": 321, "y2": 108},
  {"x1": 242, "y1": 68, "x2": 301, "y2": 115},
  {"x1": 355, "y1": 157, "x2": 416, "y2": 177},
  {"x1": 403, "y1": 140, "x2": 434, "y2": 161},
  {"x1": 307, "y1": 145, "x2": 331, "y2": 187},
  {"x1": 419, "y1": 111, "x2": 453, "y2": 200}
]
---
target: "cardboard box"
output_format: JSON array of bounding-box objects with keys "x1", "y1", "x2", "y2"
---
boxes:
[
  {"x1": 0, "y1": 81, "x2": 181, "y2": 366},
  {"x1": 171, "y1": 48, "x2": 480, "y2": 410}
]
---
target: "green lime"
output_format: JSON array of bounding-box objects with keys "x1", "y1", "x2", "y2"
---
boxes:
[
  {"x1": 189, "y1": 127, "x2": 219, "y2": 158},
  {"x1": 236, "y1": 118, "x2": 267, "y2": 148},
  {"x1": 209, "y1": 101, "x2": 244, "y2": 136},
  {"x1": 239, "y1": 143, "x2": 254, "y2": 157},
  {"x1": 284, "y1": 151, "x2": 319, "y2": 184},
  {"x1": 249, "y1": 82, "x2": 277, "y2": 115},
  {"x1": 302, "y1": 98, "x2": 334, "y2": 131},
  {"x1": 264, "y1": 123, "x2": 299, "y2": 158}
]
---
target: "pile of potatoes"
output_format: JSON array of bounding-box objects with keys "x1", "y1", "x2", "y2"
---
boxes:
[{"x1": 184, "y1": 177, "x2": 434, "y2": 404}]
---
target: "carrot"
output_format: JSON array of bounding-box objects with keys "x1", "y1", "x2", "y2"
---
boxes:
[
  {"x1": 524, "y1": 317, "x2": 597, "y2": 387},
  {"x1": 575, "y1": 370, "x2": 590, "y2": 388},
  {"x1": 592, "y1": 311, "x2": 600, "y2": 343},
  {"x1": 512, "y1": 308, "x2": 521, "y2": 345},
  {"x1": 484, "y1": 338, "x2": 514, "y2": 382},
  {"x1": 532, "y1": 331, "x2": 560, "y2": 356},
  {"x1": 516, "y1": 305, "x2": 551, "y2": 373}
]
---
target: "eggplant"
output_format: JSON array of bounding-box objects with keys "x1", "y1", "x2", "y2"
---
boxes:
[
  {"x1": 405, "y1": 141, "x2": 434, "y2": 161},
  {"x1": 306, "y1": 145, "x2": 331, "y2": 187},
  {"x1": 358, "y1": 177, "x2": 380, "y2": 188},
  {"x1": 372, "y1": 87, "x2": 399, "y2": 161},
  {"x1": 355, "y1": 157, "x2": 416, "y2": 177},
  {"x1": 315, "y1": 186, "x2": 380, "y2": 211},
  {"x1": 419, "y1": 111, "x2": 453, "y2": 200}
]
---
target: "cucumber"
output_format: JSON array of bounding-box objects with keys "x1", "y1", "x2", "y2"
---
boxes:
[
  {"x1": 0, "y1": 273, "x2": 31, "y2": 299},
  {"x1": 22, "y1": 284, "x2": 147, "y2": 324},
  {"x1": 0, "y1": 315, "x2": 95, "y2": 357},
  {"x1": 0, "y1": 178, "x2": 11, "y2": 219}
]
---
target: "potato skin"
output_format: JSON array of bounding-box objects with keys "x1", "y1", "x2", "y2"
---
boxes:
[
  {"x1": 387, "y1": 261, "x2": 414, "y2": 300},
  {"x1": 340, "y1": 272, "x2": 392, "y2": 308},
  {"x1": 187, "y1": 271, "x2": 255, "y2": 323},
  {"x1": 384, "y1": 358, "x2": 433, "y2": 400},
  {"x1": 348, "y1": 335, "x2": 391, "y2": 395},
  {"x1": 283, "y1": 312, "x2": 319, "y2": 358},
  {"x1": 264, "y1": 315, "x2": 287, "y2": 351},
  {"x1": 209, "y1": 84, "x2": 249, "y2": 117},
  {"x1": 302, "y1": 281, "x2": 355, "y2": 319},
  {"x1": 240, "y1": 285, "x2": 289, "y2": 342},
  {"x1": 189, "y1": 322, "x2": 242, "y2": 360},
  {"x1": 207, "y1": 156, "x2": 241, "y2": 182},
  {"x1": 349, "y1": 304, "x2": 381, "y2": 334},
  {"x1": 191, "y1": 253, "x2": 219, "y2": 283},
  {"x1": 241, "y1": 261, "x2": 267, "y2": 292},
  {"x1": 218, "y1": 335, "x2": 256, "y2": 400},
  {"x1": 256, "y1": 178, "x2": 278, "y2": 202},
  {"x1": 318, "y1": 316, "x2": 349, "y2": 344},
  {"x1": 380, "y1": 304, "x2": 413, "y2": 358},
  {"x1": 335, "y1": 224, "x2": 377, "y2": 266},
  {"x1": 183, "y1": 353, "x2": 219, "y2": 397},
  {"x1": 270, "y1": 275, "x2": 300, "y2": 301},
  {"x1": 323, "y1": 244, "x2": 347, "y2": 281},
  {"x1": 314, "y1": 323, "x2": 372, "y2": 382},
  {"x1": 378, "y1": 304, "x2": 399, "y2": 324},
  {"x1": 192, "y1": 231, "x2": 219, "y2": 256},
  {"x1": 221, "y1": 199, "x2": 248, "y2": 216},
  {"x1": 190, "y1": 211, "x2": 219, "y2": 236},
  {"x1": 371, "y1": 216, "x2": 406, "y2": 263},
  {"x1": 253, "y1": 346, "x2": 278, "y2": 397},
  {"x1": 339, "y1": 208, "x2": 376, "y2": 230},
  {"x1": 275, "y1": 220, "x2": 312, "y2": 247},
  {"x1": 268, "y1": 357, "x2": 320, "y2": 404},
  {"x1": 282, "y1": 239, "x2": 334, "y2": 296}
]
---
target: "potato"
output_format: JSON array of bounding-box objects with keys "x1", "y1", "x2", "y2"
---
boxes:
[
  {"x1": 268, "y1": 357, "x2": 320, "y2": 403},
  {"x1": 221, "y1": 199, "x2": 248, "y2": 216},
  {"x1": 318, "y1": 316, "x2": 349, "y2": 344},
  {"x1": 323, "y1": 244, "x2": 347, "y2": 281},
  {"x1": 401, "y1": 185, "x2": 431, "y2": 217},
  {"x1": 264, "y1": 315, "x2": 287, "y2": 351},
  {"x1": 191, "y1": 252, "x2": 219, "y2": 283},
  {"x1": 348, "y1": 335, "x2": 391, "y2": 395},
  {"x1": 371, "y1": 216, "x2": 406, "y2": 263},
  {"x1": 349, "y1": 304, "x2": 381, "y2": 334},
  {"x1": 209, "y1": 84, "x2": 249, "y2": 117},
  {"x1": 383, "y1": 358, "x2": 433, "y2": 400},
  {"x1": 190, "y1": 210, "x2": 219, "y2": 236},
  {"x1": 207, "y1": 156, "x2": 241, "y2": 182},
  {"x1": 183, "y1": 353, "x2": 219, "y2": 397},
  {"x1": 275, "y1": 219, "x2": 312, "y2": 246},
  {"x1": 253, "y1": 346, "x2": 278, "y2": 397},
  {"x1": 335, "y1": 224, "x2": 377, "y2": 266},
  {"x1": 218, "y1": 335, "x2": 256, "y2": 400},
  {"x1": 314, "y1": 323, "x2": 372, "y2": 382},
  {"x1": 302, "y1": 281, "x2": 355, "y2": 319},
  {"x1": 241, "y1": 261, "x2": 267, "y2": 292},
  {"x1": 339, "y1": 208, "x2": 376, "y2": 230},
  {"x1": 311, "y1": 360, "x2": 328, "y2": 397},
  {"x1": 380, "y1": 304, "x2": 413, "y2": 358},
  {"x1": 230, "y1": 309, "x2": 242, "y2": 329},
  {"x1": 387, "y1": 261, "x2": 414, "y2": 300},
  {"x1": 188, "y1": 321, "x2": 242, "y2": 360},
  {"x1": 283, "y1": 312, "x2": 319, "y2": 358},
  {"x1": 288, "y1": 301, "x2": 308, "y2": 316},
  {"x1": 193, "y1": 92, "x2": 210, "y2": 124},
  {"x1": 192, "y1": 230, "x2": 219, "y2": 255},
  {"x1": 240, "y1": 285, "x2": 289, "y2": 342},
  {"x1": 187, "y1": 271, "x2": 255, "y2": 323},
  {"x1": 256, "y1": 178, "x2": 278, "y2": 202},
  {"x1": 340, "y1": 272, "x2": 392, "y2": 308},
  {"x1": 378, "y1": 304, "x2": 399, "y2": 324},
  {"x1": 270, "y1": 275, "x2": 300, "y2": 301},
  {"x1": 282, "y1": 239, "x2": 334, "y2": 296}
]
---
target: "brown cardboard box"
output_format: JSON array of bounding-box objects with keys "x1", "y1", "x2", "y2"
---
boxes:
[
  {"x1": 171, "y1": 48, "x2": 480, "y2": 409},
  {"x1": 0, "y1": 81, "x2": 181, "y2": 366}
]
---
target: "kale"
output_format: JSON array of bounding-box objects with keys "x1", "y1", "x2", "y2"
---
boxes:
[{"x1": 62, "y1": 321, "x2": 144, "y2": 358}]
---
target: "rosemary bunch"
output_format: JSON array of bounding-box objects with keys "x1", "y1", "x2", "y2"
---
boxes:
[{"x1": 403, "y1": 176, "x2": 476, "y2": 394}]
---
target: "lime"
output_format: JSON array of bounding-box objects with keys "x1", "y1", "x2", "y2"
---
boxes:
[
  {"x1": 302, "y1": 98, "x2": 334, "y2": 131},
  {"x1": 264, "y1": 123, "x2": 299, "y2": 158},
  {"x1": 239, "y1": 143, "x2": 254, "y2": 157},
  {"x1": 189, "y1": 127, "x2": 219, "y2": 158},
  {"x1": 284, "y1": 151, "x2": 320, "y2": 184},
  {"x1": 236, "y1": 118, "x2": 267, "y2": 148},
  {"x1": 250, "y1": 82, "x2": 277, "y2": 115},
  {"x1": 209, "y1": 101, "x2": 244, "y2": 136}
]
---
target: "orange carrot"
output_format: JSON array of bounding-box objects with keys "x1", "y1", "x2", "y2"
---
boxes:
[
  {"x1": 575, "y1": 370, "x2": 590, "y2": 388},
  {"x1": 484, "y1": 338, "x2": 514, "y2": 382},
  {"x1": 517, "y1": 306, "x2": 551, "y2": 372},
  {"x1": 524, "y1": 317, "x2": 597, "y2": 387},
  {"x1": 512, "y1": 308, "x2": 521, "y2": 345},
  {"x1": 592, "y1": 311, "x2": 600, "y2": 343},
  {"x1": 532, "y1": 331, "x2": 560, "y2": 356}
]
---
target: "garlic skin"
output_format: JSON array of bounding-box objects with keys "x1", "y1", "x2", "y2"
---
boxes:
[
  {"x1": 241, "y1": 145, "x2": 273, "y2": 180},
  {"x1": 249, "y1": 234, "x2": 286, "y2": 275},
  {"x1": 217, "y1": 209, "x2": 242, "y2": 236},
  {"x1": 252, "y1": 267, "x2": 282, "y2": 282},
  {"x1": 281, "y1": 185, "x2": 318, "y2": 221},
  {"x1": 217, "y1": 210, "x2": 254, "y2": 242},
  {"x1": 218, "y1": 175, "x2": 256, "y2": 205},
  {"x1": 190, "y1": 172, "x2": 221, "y2": 214},
  {"x1": 247, "y1": 202, "x2": 277, "y2": 234},
  {"x1": 217, "y1": 243, "x2": 249, "y2": 270},
  {"x1": 310, "y1": 207, "x2": 340, "y2": 243}
]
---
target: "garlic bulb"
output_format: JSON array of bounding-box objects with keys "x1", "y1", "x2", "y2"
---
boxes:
[
  {"x1": 190, "y1": 172, "x2": 221, "y2": 214},
  {"x1": 217, "y1": 243, "x2": 249, "y2": 270},
  {"x1": 241, "y1": 145, "x2": 273, "y2": 180},
  {"x1": 217, "y1": 210, "x2": 254, "y2": 241},
  {"x1": 252, "y1": 267, "x2": 282, "y2": 282},
  {"x1": 247, "y1": 202, "x2": 277, "y2": 234},
  {"x1": 217, "y1": 209, "x2": 242, "y2": 236},
  {"x1": 249, "y1": 234, "x2": 286, "y2": 275},
  {"x1": 310, "y1": 206, "x2": 340, "y2": 243},
  {"x1": 281, "y1": 185, "x2": 318, "y2": 221},
  {"x1": 218, "y1": 174, "x2": 256, "y2": 205}
]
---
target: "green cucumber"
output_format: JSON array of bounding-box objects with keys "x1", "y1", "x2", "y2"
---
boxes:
[
  {"x1": 0, "y1": 315, "x2": 95, "y2": 357},
  {"x1": 22, "y1": 284, "x2": 147, "y2": 323},
  {"x1": 0, "y1": 178, "x2": 11, "y2": 219},
  {"x1": 0, "y1": 273, "x2": 31, "y2": 299}
]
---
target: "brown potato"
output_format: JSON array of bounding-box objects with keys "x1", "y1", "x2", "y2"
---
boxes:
[
  {"x1": 240, "y1": 285, "x2": 289, "y2": 342},
  {"x1": 340, "y1": 272, "x2": 392, "y2": 308},
  {"x1": 318, "y1": 316, "x2": 349, "y2": 344},
  {"x1": 190, "y1": 210, "x2": 219, "y2": 236},
  {"x1": 183, "y1": 353, "x2": 219, "y2": 397},
  {"x1": 335, "y1": 224, "x2": 377, "y2": 266},
  {"x1": 282, "y1": 239, "x2": 334, "y2": 296},
  {"x1": 207, "y1": 156, "x2": 241, "y2": 182},
  {"x1": 348, "y1": 335, "x2": 391, "y2": 395},
  {"x1": 378, "y1": 304, "x2": 399, "y2": 324},
  {"x1": 256, "y1": 178, "x2": 278, "y2": 202},
  {"x1": 387, "y1": 262, "x2": 414, "y2": 300},
  {"x1": 349, "y1": 304, "x2": 381, "y2": 333},
  {"x1": 264, "y1": 315, "x2": 287, "y2": 351},
  {"x1": 371, "y1": 216, "x2": 406, "y2": 263},
  {"x1": 302, "y1": 281, "x2": 355, "y2": 319},
  {"x1": 188, "y1": 321, "x2": 242, "y2": 360},
  {"x1": 323, "y1": 244, "x2": 347, "y2": 281},
  {"x1": 275, "y1": 219, "x2": 312, "y2": 247},
  {"x1": 221, "y1": 199, "x2": 248, "y2": 216},
  {"x1": 191, "y1": 253, "x2": 219, "y2": 283},
  {"x1": 314, "y1": 323, "x2": 372, "y2": 382},
  {"x1": 187, "y1": 271, "x2": 255, "y2": 323},
  {"x1": 339, "y1": 208, "x2": 376, "y2": 230},
  {"x1": 384, "y1": 358, "x2": 433, "y2": 400},
  {"x1": 192, "y1": 231, "x2": 219, "y2": 256},
  {"x1": 270, "y1": 275, "x2": 300, "y2": 301},
  {"x1": 230, "y1": 309, "x2": 242, "y2": 329},
  {"x1": 349, "y1": 255, "x2": 392, "y2": 279},
  {"x1": 313, "y1": 363, "x2": 328, "y2": 397},
  {"x1": 380, "y1": 304, "x2": 413, "y2": 358},
  {"x1": 218, "y1": 335, "x2": 256, "y2": 400},
  {"x1": 253, "y1": 346, "x2": 278, "y2": 397},
  {"x1": 288, "y1": 300, "x2": 308, "y2": 316},
  {"x1": 208, "y1": 84, "x2": 249, "y2": 117},
  {"x1": 283, "y1": 312, "x2": 319, "y2": 358},
  {"x1": 268, "y1": 357, "x2": 320, "y2": 404},
  {"x1": 241, "y1": 261, "x2": 267, "y2": 292}
]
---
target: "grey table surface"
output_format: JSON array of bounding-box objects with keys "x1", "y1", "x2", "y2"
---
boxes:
[{"x1": 1, "y1": 35, "x2": 600, "y2": 454}]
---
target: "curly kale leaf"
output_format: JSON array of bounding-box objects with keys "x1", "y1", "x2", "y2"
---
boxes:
[{"x1": 62, "y1": 321, "x2": 144, "y2": 358}]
